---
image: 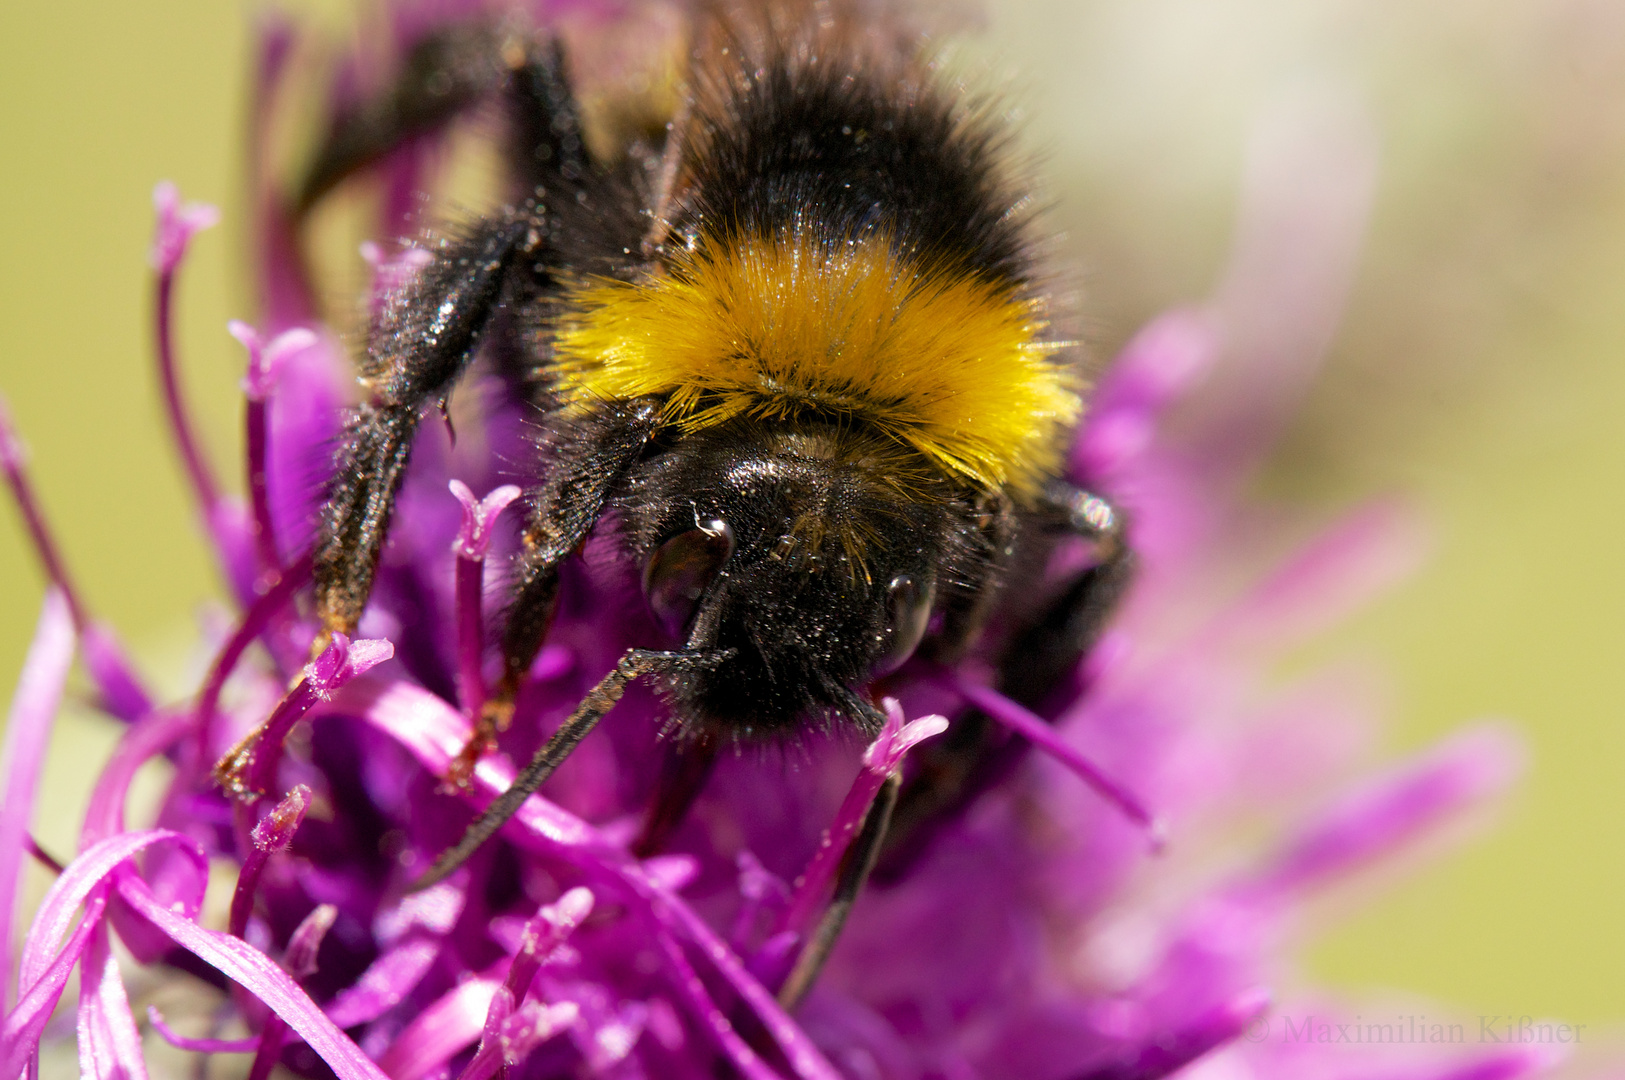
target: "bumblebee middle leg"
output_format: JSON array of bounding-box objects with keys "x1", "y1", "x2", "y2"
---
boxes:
[{"x1": 413, "y1": 647, "x2": 730, "y2": 891}]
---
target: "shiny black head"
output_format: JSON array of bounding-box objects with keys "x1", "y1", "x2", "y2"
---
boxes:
[{"x1": 612, "y1": 419, "x2": 984, "y2": 738}]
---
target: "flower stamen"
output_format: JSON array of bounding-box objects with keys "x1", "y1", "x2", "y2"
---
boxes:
[
  {"x1": 230, "y1": 321, "x2": 319, "y2": 579},
  {"x1": 150, "y1": 182, "x2": 224, "y2": 517},
  {"x1": 214, "y1": 633, "x2": 393, "y2": 799}
]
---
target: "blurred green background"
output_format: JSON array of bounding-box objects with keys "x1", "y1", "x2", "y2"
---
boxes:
[{"x1": 1, "y1": 0, "x2": 1621, "y2": 1036}]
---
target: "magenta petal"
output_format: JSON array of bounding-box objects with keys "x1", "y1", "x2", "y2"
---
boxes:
[
  {"x1": 646, "y1": 884, "x2": 842, "y2": 1080},
  {"x1": 117, "y1": 879, "x2": 389, "y2": 1080},
  {"x1": 864, "y1": 698, "x2": 949, "y2": 774},
  {"x1": 0, "y1": 399, "x2": 93, "y2": 634},
  {"x1": 264, "y1": 331, "x2": 348, "y2": 557},
  {"x1": 1217, "y1": 500, "x2": 1428, "y2": 651},
  {"x1": 341, "y1": 681, "x2": 843, "y2": 1080},
  {"x1": 1095, "y1": 987, "x2": 1270, "y2": 1080},
  {"x1": 1074, "y1": 309, "x2": 1217, "y2": 482},
  {"x1": 776, "y1": 701, "x2": 945, "y2": 942},
  {"x1": 651, "y1": 929, "x2": 783, "y2": 1080},
  {"x1": 1439, "y1": 1045, "x2": 1569, "y2": 1080},
  {"x1": 206, "y1": 493, "x2": 262, "y2": 608},
  {"x1": 458, "y1": 999, "x2": 580, "y2": 1080},
  {"x1": 449, "y1": 481, "x2": 522, "y2": 559},
  {"x1": 1249, "y1": 724, "x2": 1523, "y2": 898},
  {"x1": 504, "y1": 887, "x2": 594, "y2": 1002},
  {"x1": 232, "y1": 321, "x2": 320, "y2": 401},
  {"x1": 80, "y1": 623, "x2": 154, "y2": 724},
  {"x1": 340, "y1": 679, "x2": 609, "y2": 852},
  {"x1": 81, "y1": 711, "x2": 194, "y2": 846},
  {"x1": 449, "y1": 481, "x2": 519, "y2": 718},
  {"x1": 1, "y1": 890, "x2": 109, "y2": 1079},
  {"x1": 325, "y1": 935, "x2": 443, "y2": 1028},
  {"x1": 1183, "y1": 97, "x2": 1376, "y2": 482},
  {"x1": 20, "y1": 831, "x2": 205, "y2": 994},
  {"x1": 234, "y1": 320, "x2": 321, "y2": 574},
  {"x1": 943, "y1": 668, "x2": 1163, "y2": 842},
  {"x1": 362, "y1": 242, "x2": 433, "y2": 320},
  {"x1": 7, "y1": 833, "x2": 198, "y2": 1074},
  {"x1": 231, "y1": 786, "x2": 313, "y2": 938},
  {"x1": 310, "y1": 634, "x2": 396, "y2": 694},
  {"x1": 196, "y1": 555, "x2": 314, "y2": 751},
  {"x1": 77, "y1": 921, "x2": 150, "y2": 1080},
  {"x1": 231, "y1": 636, "x2": 394, "y2": 796},
  {"x1": 0, "y1": 589, "x2": 75, "y2": 1012},
  {"x1": 456, "y1": 984, "x2": 514, "y2": 1080},
  {"x1": 375, "y1": 973, "x2": 502, "y2": 1080},
  {"x1": 251, "y1": 784, "x2": 314, "y2": 853}
]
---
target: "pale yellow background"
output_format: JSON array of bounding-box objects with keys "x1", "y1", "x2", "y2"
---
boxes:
[{"x1": 0, "y1": 0, "x2": 1621, "y2": 1040}]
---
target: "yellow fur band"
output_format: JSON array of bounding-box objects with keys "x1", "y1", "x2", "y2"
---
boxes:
[{"x1": 551, "y1": 232, "x2": 1079, "y2": 494}]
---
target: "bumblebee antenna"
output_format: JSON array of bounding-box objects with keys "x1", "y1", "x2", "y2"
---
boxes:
[{"x1": 408, "y1": 647, "x2": 730, "y2": 892}]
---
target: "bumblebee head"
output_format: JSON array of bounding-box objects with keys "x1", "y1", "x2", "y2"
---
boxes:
[{"x1": 617, "y1": 419, "x2": 977, "y2": 737}]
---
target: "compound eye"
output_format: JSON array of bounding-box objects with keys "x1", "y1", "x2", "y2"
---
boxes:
[
  {"x1": 643, "y1": 519, "x2": 735, "y2": 638},
  {"x1": 872, "y1": 573, "x2": 936, "y2": 676}
]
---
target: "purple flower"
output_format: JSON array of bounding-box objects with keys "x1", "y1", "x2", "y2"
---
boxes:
[{"x1": 0, "y1": 7, "x2": 1579, "y2": 1080}]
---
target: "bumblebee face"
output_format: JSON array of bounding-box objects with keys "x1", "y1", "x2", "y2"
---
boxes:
[{"x1": 618, "y1": 421, "x2": 964, "y2": 736}]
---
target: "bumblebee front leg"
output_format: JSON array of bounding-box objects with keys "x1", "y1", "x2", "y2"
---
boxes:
[
  {"x1": 314, "y1": 212, "x2": 539, "y2": 640},
  {"x1": 415, "y1": 646, "x2": 728, "y2": 890}
]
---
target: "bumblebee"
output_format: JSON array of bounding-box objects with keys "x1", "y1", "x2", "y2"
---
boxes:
[{"x1": 291, "y1": 0, "x2": 1131, "y2": 918}]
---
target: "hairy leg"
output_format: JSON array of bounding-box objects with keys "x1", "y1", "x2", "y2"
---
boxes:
[{"x1": 412, "y1": 647, "x2": 730, "y2": 891}]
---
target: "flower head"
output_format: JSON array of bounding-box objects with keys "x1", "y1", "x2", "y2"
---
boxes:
[{"x1": 0, "y1": 6, "x2": 1576, "y2": 1080}]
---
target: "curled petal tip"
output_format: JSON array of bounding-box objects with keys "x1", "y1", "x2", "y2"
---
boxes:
[
  {"x1": 149, "y1": 181, "x2": 220, "y2": 272},
  {"x1": 451, "y1": 482, "x2": 522, "y2": 558},
  {"x1": 234, "y1": 321, "x2": 319, "y2": 398},
  {"x1": 307, "y1": 633, "x2": 395, "y2": 693},
  {"x1": 862, "y1": 699, "x2": 945, "y2": 771},
  {"x1": 896, "y1": 713, "x2": 949, "y2": 754}
]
